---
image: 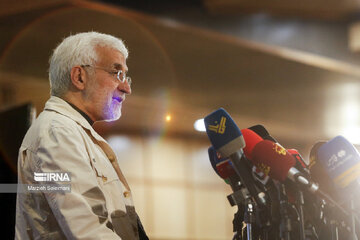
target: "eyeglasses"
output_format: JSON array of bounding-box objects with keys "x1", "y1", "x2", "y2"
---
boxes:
[{"x1": 81, "y1": 65, "x2": 131, "y2": 86}]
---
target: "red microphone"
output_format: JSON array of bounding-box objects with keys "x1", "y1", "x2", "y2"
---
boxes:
[
  {"x1": 241, "y1": 129, "x2": 271, "y2": 184},
  {"x1": 251, "y1": 140, "x2": 321, "y2": 195},
  {"x1": 252, "y1": 140, "x2": 295, "y2": 182}
]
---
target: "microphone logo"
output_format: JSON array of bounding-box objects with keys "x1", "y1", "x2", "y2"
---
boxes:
[
  {"x1": 273, "y1": 143, "x2": 287, "y2": 156},
  {"x1": 338, "y1": 150, "x2": 346, "y2": 158},
  {"x1": 208, "y1": 116, "x2": 226, "y2": 134},
  {"x1": 256, "y1": 163, "x2": 271, "y2": 176},
  {"x1": 328, "y1": 155, "x2": 338, "y2": 168}
]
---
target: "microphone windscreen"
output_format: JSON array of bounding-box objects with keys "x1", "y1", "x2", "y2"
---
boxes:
[
  {"x1": 317, "y1": 136, "x2": 360, "y2": 189},
  {"x1": 204, "y1": 108, "x2": 245, "y2": 157},
  {"x1": 241, "y1": 128, "x2": 263, "y2": 160},
  {"x1": 252, "y1": 140, "x2": 295, "y2": 181}
]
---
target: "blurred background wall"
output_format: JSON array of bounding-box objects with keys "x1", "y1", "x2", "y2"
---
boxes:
[{"x1": 2, "y1": 0, "x2": 360, "y2": 239}]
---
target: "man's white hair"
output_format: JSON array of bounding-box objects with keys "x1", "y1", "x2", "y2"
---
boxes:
[{"x1": 49, "y1": 31, "x2": 128, "y2": 96}]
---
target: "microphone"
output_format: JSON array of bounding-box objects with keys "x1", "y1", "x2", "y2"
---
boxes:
[
  {"x1": 204, "y1": 108, "x2": 245, "y2": 157},
  {"x1": 316, "y1": 136, "x2": 360, "y2": 240},
  {"x1": 248, "y1": 124, "x2": 277, "y2": 142},
  {"x1": 317, "y1": 136, "x2": 360, "y2": 192},
  {"x1": 241, "y1": 128, "x2": 263, "y2": 160},
  {"x1": 208, "y1": 146, "x2": 252, "y2": 208},
  {"x1": 252, "y1": 140, "x2": 319, "y2": 193},
  {"x1": 208, "y1": 146, "x2": 243, "y2": 189},
  {"x1": 287, "y1": 148, "x2": 310, "y2": 176},
  {"x1": 243, "y1": 127, "x2": 310, "y2": 178},
  {"x1": 241, "y1": 128, "x2": 271, "y2": 185},
  {"x1": 241, "y1": 128, "x2": 311, "y2": 193},
  {"x1": 204, "y1": 108, "x2": 267, "y2": 206},
  {"x1": 208, "y1": 146, "x2": 236, "y2": 180}
]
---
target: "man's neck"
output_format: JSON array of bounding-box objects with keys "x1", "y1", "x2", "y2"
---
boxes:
[
  {"x1": 60, "y1": 94, "x2": 94, "y2": 125},
  {"x1": 65, "y1": 100, "x2": 94, "y2": 126}
]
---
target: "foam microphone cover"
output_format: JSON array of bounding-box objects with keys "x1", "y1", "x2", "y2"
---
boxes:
[
  {"x1": 252, "y1": 140, "x2": 296, "y2": 181},
  {"x1": 241, "y1": 128, "x2": 263, "y2": 160},
  {"x1": 317, "y1": 136, "x2": 360, "y2": 190},
  {"x1": 204, "y1": 108, "x2": 245, "y2": 157}
]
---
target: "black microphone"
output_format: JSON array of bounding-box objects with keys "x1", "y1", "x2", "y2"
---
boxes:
[{"x1": 248, "y1": 124, "x2": 277, "y2": 142}]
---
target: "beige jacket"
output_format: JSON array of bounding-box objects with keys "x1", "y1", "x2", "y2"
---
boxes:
[{"x1": 15, "y1": 96, "x2": 139, "y2": 240}]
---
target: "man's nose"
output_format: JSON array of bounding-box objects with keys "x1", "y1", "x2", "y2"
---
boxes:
[{"x1": 119, "y1": 81, "x2": 131, "y2": 95}]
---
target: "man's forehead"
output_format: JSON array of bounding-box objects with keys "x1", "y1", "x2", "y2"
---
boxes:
[{"x1": 96, "y1": 46, "x2": 127, "y2": 70}]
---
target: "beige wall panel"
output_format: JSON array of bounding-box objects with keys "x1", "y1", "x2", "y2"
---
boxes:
[
  {"x1": 147, "y1": 137, "x2": 187, "y2": 181},
  {"x1": 151, "y1": 185, "x2": 188, "y2": 239},
  {"x1": 188, "y1": 142, "x2": 222, "y2": 185},
  {"x1": 107, "y1": 135, "x2": 145, "y2": 179},
  {"x1": 193, "y1": 188, "x2": 233, "y2": 239}
]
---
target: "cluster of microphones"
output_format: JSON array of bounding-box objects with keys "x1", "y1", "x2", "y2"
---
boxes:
[{"x1": 204, "y1": 108, "x2": 360, "y2": 240}]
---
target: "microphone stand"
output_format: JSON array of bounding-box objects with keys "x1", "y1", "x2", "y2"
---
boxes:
[
  {"x1": 277, "y1": 183, "x2": 292, "y2": 240},
  {"x1": 228, "y1": 187, "x2": 257, "y2": 240},
  {"x1": 296, "y1": 190, "x2": 306, "y2": 240},
  {"x1": 244, "y1": 197, "x2": 255, "y2": 240},
  {"x1": 227, "y1": 180, "x2": 250, "y2": 240},
  {"x1": 228, "y1": 185, "x2": 256, "y2": 240},
  {"x1": 232, "y1": 207, "x2": 244, "y2": 240}
]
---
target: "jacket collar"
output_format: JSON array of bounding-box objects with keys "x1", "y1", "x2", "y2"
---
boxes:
[{"x1": 44, "y1": 96, "x2": 93, "y2": 130}]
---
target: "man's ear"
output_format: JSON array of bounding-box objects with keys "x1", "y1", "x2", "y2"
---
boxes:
[{"x1": 70, "y1": 66, "x2": 86, "y2": 90}]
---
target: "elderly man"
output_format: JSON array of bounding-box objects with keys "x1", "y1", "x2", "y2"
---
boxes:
[{"x1": 15, "y1": 32, "x2": 148, "y2": 239}]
